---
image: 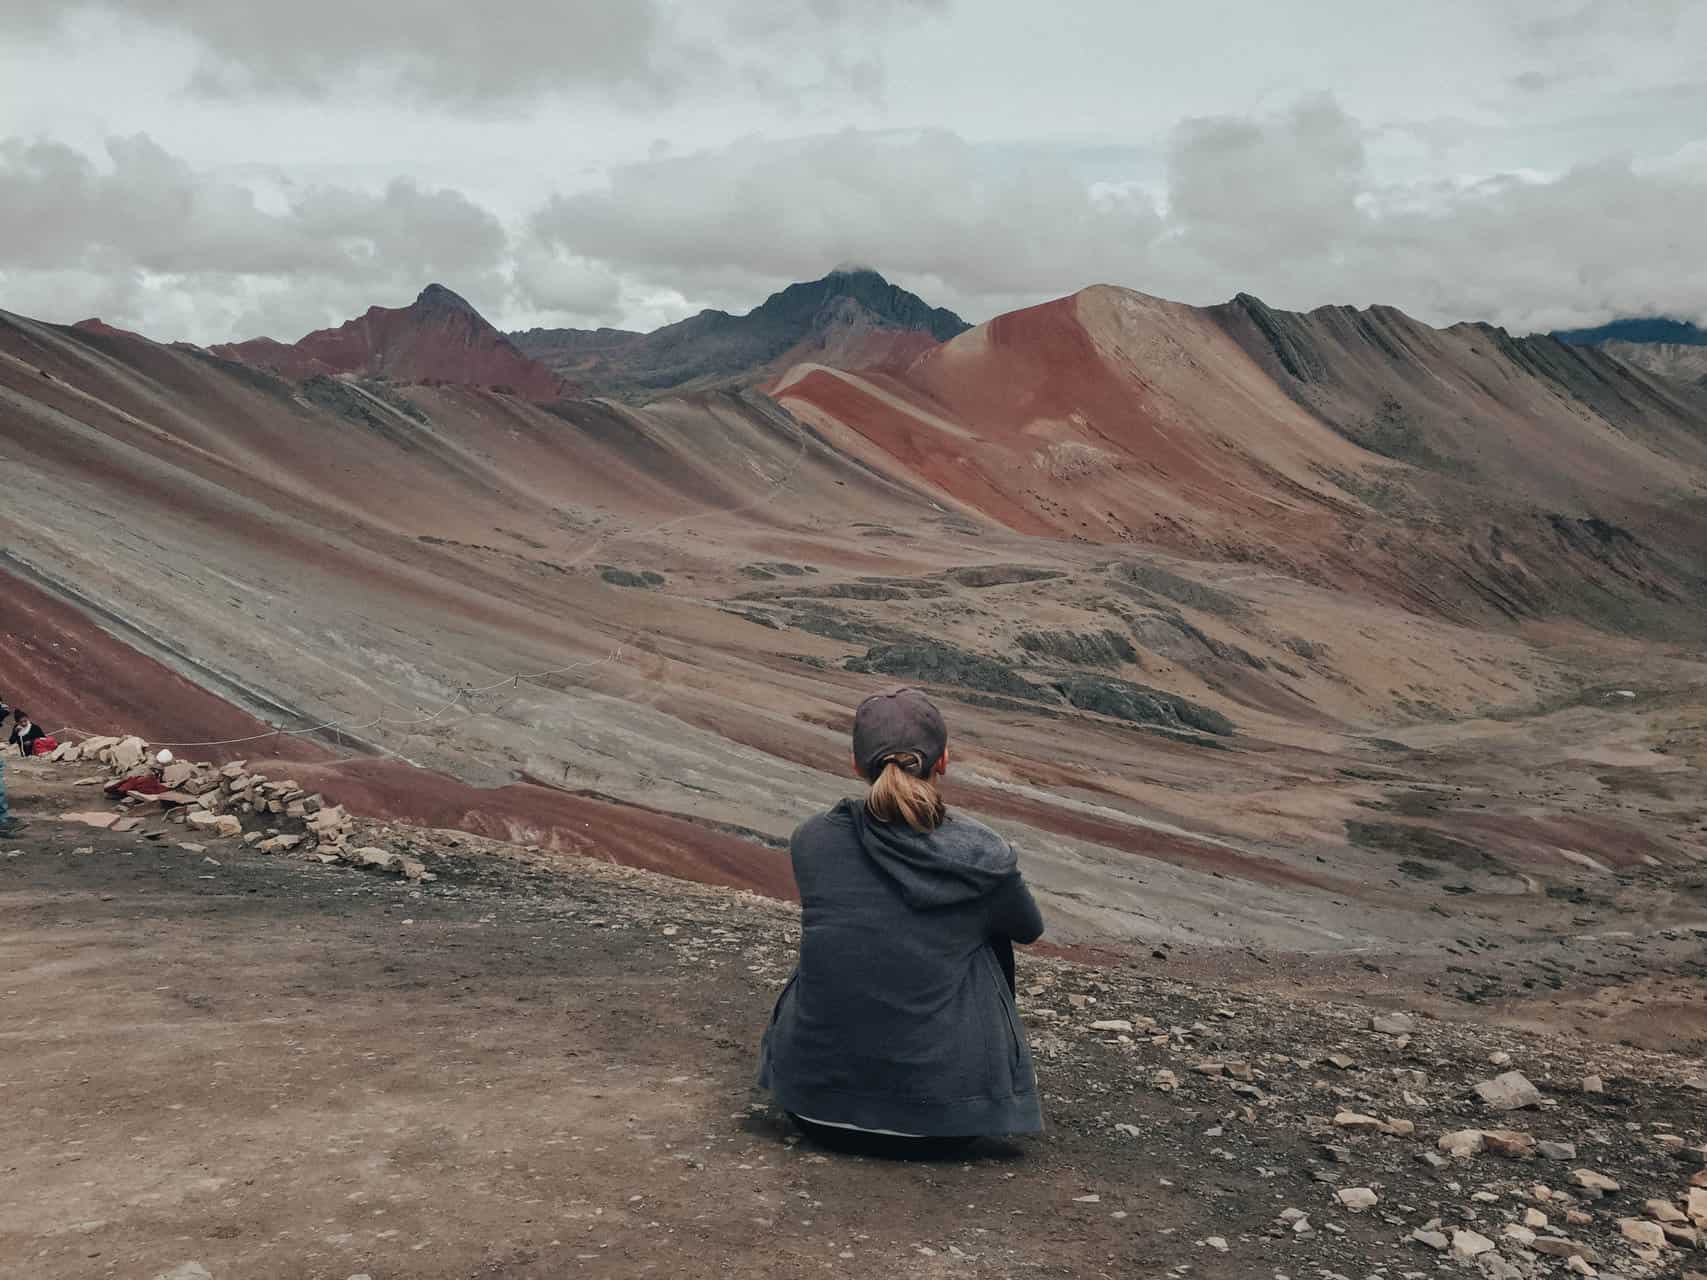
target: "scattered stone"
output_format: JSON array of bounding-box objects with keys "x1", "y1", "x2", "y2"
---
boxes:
[
  {"x1": 1569, "y1": 1169, "x2": 1620, "y2": 1195},
  {"x1": 1483, "y1": 1129, "x2": 1536, "y2": 1159},
  {"x1": 1618, "y1": 1218, "x2": 1666, "y2": 1250},
  {"x1": 1089, "y1": 1020, "x2": 1134, "y2": 1033},
  {"x1": 1534, "y1": 1237, "x2": 1600, "y2": 1262},
  {"x1": 1371, "y1": 1012, "x2": 1415, "y2": 1035},
  {"x1": 110, "y1": 736, "x2": 147, "y2": 772},
  {"x1": 1646, "y1": 1200, "x2": 1684, "y2": 1224},
  {"x1": 152, "y1": 1266, "x2": 213, "y2": 1280},
  {"x1": 1334, "y1": 1111, "x2": 1383, "y2": 1131},
  {"x1": 178, "y1": 843, "x2": 206, "y2": 854},
  {"x1": 1582, "y1": 1075, "x2": 1605, "y2": 1094},
  {"x1": 1524, "y1": 1209, "x2": 1549, "y2": 1229},
  {"x1": 1440, "y1": 1129, "x2": 1486, "y2": 1158},
  {"x1": 1113, "y1": 1123, "x2": 1141, "y2": 1139},
  {"x1": 1409, "y1": 1228, "x2": 1449, "y2": 1251},
  {"x1": 1689, "y1": 1187, "x2": 1707, "y2": 1228},
  {"x1": 1452, "y1": 1229, "x2": 1495, "y2": 1259},
  {"x1": 1325, "y1": 1054, "x2": 1355, "y2": 1070},
  {"x1": 1475, "y1": 1071, "x2": 1542, "y2": 1111},
  {"x1": 1565, "y1": 1258, "x2": 1596, "y2": 1277},
  {"x1": 1152, "y1": 1070, "x2": 1178, "y2": 1092},
  {"x1": 348, "y1": 847, "x2": 401, "y2": 872},
  {"x1": 1337, "y1": 1187, "x2": 1378, "y2": 1212},
  {"x1": 1538, "y1": 1140, "x2": 1577, "y2": 1161},
  {"x1": 60, "y1": 811, "x2": 120, "y2": 830},
  {"x1": 398, "y1": 856, "x2": 435, "y2": 883},
  {"x1": 1489, "y1": 1051, "x2": 1512, "y2": 1066},
  {"x1": 1204, "y1": 1236, "x2": 1228, "y2": 1252},
  {"x1": 1503, "y1": 1224, "x2": 1536, "y2": 1246}
]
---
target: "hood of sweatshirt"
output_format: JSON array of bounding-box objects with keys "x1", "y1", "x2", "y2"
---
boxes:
[{"x1": 845, "y1": 798, "x2": 1017, "y2": 909}]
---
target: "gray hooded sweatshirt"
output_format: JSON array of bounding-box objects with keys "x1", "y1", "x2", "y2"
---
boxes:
[{"x1": 758, "y1": 798, "x2": 1045, "y2": 1136}]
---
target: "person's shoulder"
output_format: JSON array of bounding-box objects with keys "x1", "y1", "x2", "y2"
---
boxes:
[
  {"x1": 790, "y1": 799, "x2": 857, "y2": 847},
  {"x1": 939, "y1": 812, "x2": 1018, "y2": 872}
]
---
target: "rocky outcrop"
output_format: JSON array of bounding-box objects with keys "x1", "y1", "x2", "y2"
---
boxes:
[
  {"x1": 1015, "y1": 629, "x2": 1137, "y2": 667},
  {"x1": 846, "y1": 640, "x2": 1040, "y2": 699},
  {"x1": 1048, "y1": 674, "x2": 1234, "y2": 736}
]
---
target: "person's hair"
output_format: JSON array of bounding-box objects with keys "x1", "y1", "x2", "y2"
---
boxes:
[{"x1": 864, "y1": 751, "x2": 945, "y2": 833}]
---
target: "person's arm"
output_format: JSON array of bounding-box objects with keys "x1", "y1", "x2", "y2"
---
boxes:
[{"x1": 987, "y1": 871, "x2": 1044, "y2": 945}]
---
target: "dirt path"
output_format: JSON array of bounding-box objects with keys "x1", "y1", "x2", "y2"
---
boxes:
[{"x1": 4, "y1": 772, "x2": 1703, "y2": 1279}]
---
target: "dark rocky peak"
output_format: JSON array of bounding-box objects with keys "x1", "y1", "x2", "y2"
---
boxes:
[
  {"x1": 748, "y1": 268, "x2": 970, "y2": 342},
  {"x1": 415, "y1": 283, "x2": 482, "y2": 317}
]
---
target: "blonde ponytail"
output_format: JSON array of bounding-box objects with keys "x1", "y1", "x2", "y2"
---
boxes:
[{"x1": 864, "y1": 751, "x2": 946, "y2": 833}]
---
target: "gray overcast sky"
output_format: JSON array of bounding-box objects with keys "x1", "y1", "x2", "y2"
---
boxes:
[{"x1": 3, "y1": 0, "x2": 1704, "y2": 344}]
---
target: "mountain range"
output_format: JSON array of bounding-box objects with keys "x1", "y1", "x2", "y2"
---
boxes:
[
  {"x1": 4, "y1": 267, "x2": 1706, "y2": 950},
  {"x1": 1552, "y1": 315, "x2": 1707, "y2": 386},
  {"x1": 510, "y1": 267, "x2": 969, "y2": 398}
]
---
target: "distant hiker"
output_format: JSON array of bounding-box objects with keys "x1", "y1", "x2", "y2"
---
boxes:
[
  {"x1": 758, "y1": 687, "x2": 1045, "y2": 1154},
  {"x1": 8, "y1": 711, "x2": 49, "y2": 758}
]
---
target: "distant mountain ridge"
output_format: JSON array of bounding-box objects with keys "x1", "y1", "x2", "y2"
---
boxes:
[
  {"x1": 211, "y1": 283, "x2": 571, "y2": 401},
  {"x1": 1550, "y1": 316, "x2": 1707, "y2": 386},
  {"x1": 1551, "y1": 317, "x2": 1707, "y2": 347},
  {"x1": 511, "y1": 268, "x2": 970, "y2": 399}
]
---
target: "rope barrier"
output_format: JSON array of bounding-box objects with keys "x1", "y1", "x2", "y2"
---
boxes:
[{"x1": 38, "y1": 399, "x2": 810, "y2": 755}]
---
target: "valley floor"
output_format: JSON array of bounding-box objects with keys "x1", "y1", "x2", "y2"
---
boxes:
[{"x1": 3, "y1": 766, "x2": 1703, "y2": 1280}]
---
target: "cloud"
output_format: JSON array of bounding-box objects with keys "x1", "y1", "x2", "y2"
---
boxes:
[
  {"x1": 13, "y1": 0, "x2": 945, "y2": 109},
  {"x1": 0, "y1": 134, "x2": 510, "y2": 342},
  {"x1": 528, "y1": 129, "x2": 1165, "y2": 319},
  {"x1": 6, "y1": 94, "x2": 1704, "y2": 346},
  {"x1": 526, "y1": 103, "x2": 1707, "y2": 332}
]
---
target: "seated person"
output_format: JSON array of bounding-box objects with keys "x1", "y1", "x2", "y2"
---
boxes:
[
  {"x1": 8, "y1": 711, "x2": 48, "y2": 758},
  {"x1": 758, "y1": 688, "x2": 1045, "y2": 1152}
]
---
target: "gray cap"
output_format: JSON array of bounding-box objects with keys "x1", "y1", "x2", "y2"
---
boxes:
[{"x1": 852, "y1": 686, "x2": 947, "y2": 780}]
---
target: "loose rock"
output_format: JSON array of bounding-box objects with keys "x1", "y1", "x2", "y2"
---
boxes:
[
  {"x1": 1452, "y1": 1229, "x2": 1495, "y2": 1259},
  {"x1": 1475, "y1": 1071, "x2": 1543, "y2": 1111}
]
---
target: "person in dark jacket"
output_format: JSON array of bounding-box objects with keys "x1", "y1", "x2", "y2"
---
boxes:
[
  {"x1": 758, "y1": 687, "x2": 1045, "y2": 1151},
  {"x1": 8, "y1": 710, "x2": 47, "y2": 758}
]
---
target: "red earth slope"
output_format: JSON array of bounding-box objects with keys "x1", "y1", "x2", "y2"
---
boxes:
[
  {"x1": 776, "y1": 284, "x2": 1707, "y2": 628},
  {"x1": 211, "y1": 283, "x2": 571, "y2": 401}
]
